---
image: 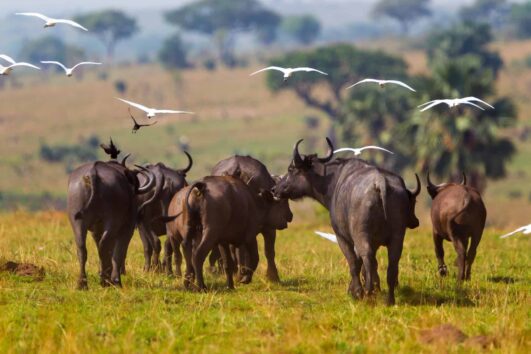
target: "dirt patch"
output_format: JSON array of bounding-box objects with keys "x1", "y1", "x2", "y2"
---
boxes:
[
  {"x1": 464, "y1": 335, "x2": 499, "y2": 350},
  {"x1": 418, "y1": 324, "x2": 468, "y2": 345},
  {"x1": 0, "y1": 261, "x2": 45, "y2": 281}
]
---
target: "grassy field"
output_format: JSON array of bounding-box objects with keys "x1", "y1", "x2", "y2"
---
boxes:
[{"x1": 0, "y1": 212, "x2": 529, "y2": 353}]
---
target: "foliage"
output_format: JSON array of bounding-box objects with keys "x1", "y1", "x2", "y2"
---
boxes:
[
  {"x1": 19, "y1": 36, "x2": 85, "y2": 66},
  {"x1": 39, "y1": 136, "x2": 101, "y2": 173},
  {"x1": 459, "y1": 0, "x2": 510, "y2": 28},
  {"x1": 372, "y1": 0, "x2": 431, "y2": 34},
  {"x1": 165, "y1": 0, "x2": 281, "y2": 66},
  {"x1": 510, "y1": 2, "x2": 531, "y2": 38},
  {"x1": 281, "y1": 15, "x2": 321, "y2": 45},
  {"x1": 76, "y1": 10, "x2": 138, "y2": 60},
  {"x1": 0, "y1": 213, "x2": 529, "y2": 352},
  {"x1": 158, "y1": 33, "x2": 190, "y2": 70}
]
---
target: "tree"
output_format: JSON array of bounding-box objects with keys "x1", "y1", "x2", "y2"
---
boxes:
[
  {"x1": 158, "y1": 33, "x2": 190, "y2": 70},
  {"x1": 373, "y1": 0, "x2": 431, "y2": 34},
  {"x1": 165, "y1": 0, "x2": 281, "y2": 66},
  {"x1": 76, "y1": 10, "x2": 138, "y2": 61},
  {"x1": 265, "y1": 44, "x2": 409, "y2": 145},
  {"x1": 19, "y1": 36, "x2": 85, "y2": 65},
  {"x1": 281, "y1": 15, "x2": 321, "y2": 45},
  {"x1": 510, "y1": 2, "x2": 531, "y2": 38},
  {"x1": 459, "y1": 0, "x2": 510, "y2": 28}
]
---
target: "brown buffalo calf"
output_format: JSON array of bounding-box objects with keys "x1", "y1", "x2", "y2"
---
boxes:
[
  {"x1": 165, "y1": 176, "x2": 270, "y2": 290},
  {"x1": 427, "y1": 173, "x2": 487, "y2": 281}
]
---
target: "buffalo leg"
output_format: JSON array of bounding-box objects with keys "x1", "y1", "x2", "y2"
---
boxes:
[
  {"x1": 192, "y1": 230, "x2": 217, "y2": 291},
  {"x1": 72, "y1": 220, "x2": 89, "y2": 290},
  {"x1": 182, "y1": 238, "x2": 194, "y2": 289},
  {"x1": 138, "y1": 225, "x2": 153, "y2": 272},
  {"x1": 240, "y1": 236, "x2": 259, "y2": 284},
  {"x1": 151, "y1": 234, "x2": 162, "y2": 271},
  {"x1": 218, "y1": 244, "x2": 235, "y2": 289},
  {"x1": 163, "y1": 238, "x2": 174, "y2": 275},
  {"x1": 97, "y1": 229, "x2": 115, "y2": 287},
  {"x1": 336, "y1": 235, "x2": 363, "y2": 299},
  {"x1": 433, "y1": 233, "x2": 447, "y2": 277},
  {"x1": 465, "y1": 232, "x2": 482, "y2": 281},
  {"x1": 386, "y1": 237, "x2": 404, "y2": 306},
  {"x1": 208, "y1": 247, "x2": 221, "y2": 274},
  {"x1": 262, "y1": 229, "x2": 280, "y2": 282},
  {"x1": 173, "y1": 240, "x2": 183, "y2": 277},
  {"x1": 111, "y1": 223, "x2": 135, "y2": 287},
  {"x1": 452, "y1": 237, "x2": 468, "y2": 282}
]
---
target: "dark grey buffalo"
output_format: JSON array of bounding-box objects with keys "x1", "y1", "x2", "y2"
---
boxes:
[
  {"x1": 137, "y1": 151, "x2": 192, "y2": 274},
  {"x1": 67, "y1": 158, "x2": 161, "y2": 289},
  {"x1": 211, "y1": 155, "x2": 293, "y2": 282},
  {"x1": 273, "y1": 138, "x2": 421, "y2": 305},
  {"x1": 427, "y1": 173, "x2": 486, "y2": 281}
]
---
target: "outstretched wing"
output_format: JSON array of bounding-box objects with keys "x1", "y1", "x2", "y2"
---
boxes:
[
  {"x1": 459, "y1": 101, "x2": 485, "y2": 110},
  {"x1": 41, "y1": 61, "x2": 68, "y2": 72},
  {"x1": 54, "y1": 19, "x2": 89, "y2": 31},
  {"x1": 117, "y1": 98, "x2": 151, "y2": 113},
  {"x1": 346, "y1": 78, "x2": 381, "y2": 90},
  {"x1": 0, "y1": 54, "x2": 17, "y2": 65},
  {"x1": 334, "y1": 147, "x2": 360, "y2": 155},
  {"x1": 314, "y1": 231, "x2": 338, "y2": 243},
  {"x1": 249, "y1": 66, "x2": 286, "y2": 76},
  {"x1": 153, "y1": 110, "x2": 195, "y2": 115},
  {"x1": 140, "y1": 121, "x2": 158, "y2": 127},
  {"x1": 15, "y1": 12, "x2": 50, "y2": 21},
  {"x1": 292, "y1": 67, "x2": 328, "y2": 75},
  {"x1": 500, "y1": 226, "x2": 526, "y2": 239},
  {"x1": 386, "y1": 80, "x2": 416, "y2": 92},
  {"x1": 461, "y1": 96, "x2": 494, "y2": 109},
  {"x1": 8, "y1": 62, "x2": 40, "y2": 70},
  {"x1": 71, "y1": 62, "x2": 102, "y2": 70},
  {"x1": 358, "y1": 146, "x2": 395, "y2": 155},
  {"x1": 419, "y1": 100, "x2": 445, "y2": 112}
]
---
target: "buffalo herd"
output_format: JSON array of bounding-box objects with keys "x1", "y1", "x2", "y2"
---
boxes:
[{"x1": 67, "y1": 137, "x2": 486, "y2": 305}]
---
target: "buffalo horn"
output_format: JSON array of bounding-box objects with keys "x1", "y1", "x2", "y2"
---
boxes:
[
  {"x1": 120, "y1": 153, "x2": 131, "y2": 167},
  {"x1": 181, "y1": 151, "x2": 193, "y2": 174},
  {"x1": 461, "y1": 172, "x2": 467, "y2": 185},
  {"x1": 317, "y1": 137, "x2": 334, "y2": 163},
  {"x1": 136, "y1": 165, "x2": 155, "y2": 194},
  {"x1": 409, "y1": 173, "x2": 421, "y2": 197},
  {"x1": 293, "y1": 139, "x2": 304, "y2": 167}
]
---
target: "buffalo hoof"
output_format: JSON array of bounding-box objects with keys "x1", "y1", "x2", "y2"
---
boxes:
[
  {"x1": 77, "y1": 279, "x2": 88, "y2": 290},
  {"x1": 239, "y1": 274, "x2": 253, "y2": 284},
  {"x1": 266, "y1": 268, "x2": 281, "y2": 283},
  {"x1": 184, "y1": 279, "x2": 192, "y2": 290},
  {"x1": 386, "y1": 296, "x2": 396, "y2": 306},
  {"x1": 438, "y1": 265, "x2": 448, "y2": 277},
  {"x1": 348, "y1": 286, "x2": 364, "y2": 300}
]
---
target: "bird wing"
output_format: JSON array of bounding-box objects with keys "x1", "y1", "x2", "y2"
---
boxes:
[
  {"x1": 292, "y1": 67, "x2": 328, "y2": 75},
  {"x1": 0, "y1": 54, "x2": 17, "y2": 65},
  {"x1": 314, "y1": 231, "x2": 338, "y2": 243},
  {"x1": 153, "y1": 110, "x2": 195, "y2": 115},
  {"x1": 117, "y1": 98, "x2": 151, "y2": 112},
  {"x1": 358, "y1": 146, "x2": 395, "y2": 155},
  {"x1": 71, "y1": 62, "x2": 102, "y2": 70},
  {"x1": 140, "y1": 121, "x2": 158, "y2": 127},
  {"x1": 500, "y1": 226, "x2": 526, "y2": 239},
  {"x1": 461, "y1": 96, "x2": 494, "y2": 109},
  {"x1": 333, "y1": 148, "x2": 360, "y2": 155},
  {"x1": 249, "y1": 66, "x2": 286, "y2": 76},
  {"x1": 345, "y1": 78, "x2": 380, "y2": 90},
  {"x1": 386, "y1": 80, "x2": 416, "y2": 92},
  {"x1": 15, "y1": 12, "x2": 50, "y2": 21},
  {"x1": 8, "y1": 62, "x2": 40, "y2": 70},
  {"x1": 41, "y1": 61, "x2": 68, "y2": 72},
  {"x1": 54, "y1": 19, "x2": 89, "y2": 31},
  {"x1": 459, "y1": 101, "x2": 485, "y2": 110},
  {"x1": 419, "y1": 100, "x2": 445, "y2": 112},
  {"x1": 417, "y1": 99, "x2": 439, "y2": 108}
]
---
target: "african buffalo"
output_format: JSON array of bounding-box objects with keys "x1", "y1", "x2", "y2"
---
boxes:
[
  {"x1": 165, "y1": 176, "x2": 277, "y2": 290},
  {"x1": 273, "y1": 138, "x2": 421, "y2": 305},
  {"x1": 426, "y1": 173, "x2": 486, "y2": 281},
  {"x1": 136, "y1": 151, "x2": 192, "y2": 274},
  {"x1": 67, "y1": 156, "x2": 162, "y2": 289},
  {"x1": 211, "y1": 155, "x2": 293, "y2": 282}
]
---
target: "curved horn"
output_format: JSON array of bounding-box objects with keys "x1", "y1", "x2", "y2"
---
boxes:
[
  {"x1": 181, "y1": 151, "x2": 193, "y2": 174},
  {"x1": 138, "y1": 168, "x2": 165, "y2": 214},
  {"x1": 120, "y1": 153, "x2": 131, "y2": 167},
  {"x1": 461, "y1": 172, "x2": 467, "y2": 185},
  {"x1": 426, "y1": 171, "x2": 436, "y2": 190},
  {"x1": 136, "y1": 165, "x2": 155, "y2": 194},
  {"x1": 317, "y1": 137, "x2": 334, "y2": 163},
  {"x1": 409, "y1": 173, "x2": 421, "y2": 197},
  {"x1": 292, "y1": 139, "x2": 304, "y2": 167}
]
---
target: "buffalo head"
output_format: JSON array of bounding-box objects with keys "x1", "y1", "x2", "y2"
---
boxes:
[
  {"x1": 426, "y1": 172, "x2": 466, "y2": 199},
  {"x1": 273, "y1": 138, "x2": 334, "y2": 200},
  {"x1": 406, "y1": 174, "x2": 421, "y2": 229}
]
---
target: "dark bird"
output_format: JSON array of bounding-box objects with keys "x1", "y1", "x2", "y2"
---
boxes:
[
  {"x1": 100, "y1": 137, "x2": 120, "y2": 159},
  {"x1": 129, "y1": 108, "x2": 157, "y2": 133}
]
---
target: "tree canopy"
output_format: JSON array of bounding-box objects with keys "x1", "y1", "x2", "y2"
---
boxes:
[
  {"x1": 19, "y1": 36, "x2": 85, "y2": 66},
  {"x1": 281, "y1": 15, "x2": 321, "y2": 45},
  {"x1": 459, "y1": 0, "x2": 509, "y2": 28},
  {"x1": 76, "y1": 10, "x2": 138, "y2": 61},
  {"x1": 372, "y1": 0, "x2": 431, "y2": 34},
  {"x1": 158, "y1": 34, "x2": 190, "y2": 70},
  {"x1": 510, "y1": 2, "x2": 531, "y2": 38}
]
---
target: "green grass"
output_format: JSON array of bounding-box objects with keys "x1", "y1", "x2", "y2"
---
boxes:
[{"x1": 0, "y1": 212, "x2": 529, "y2": 353}]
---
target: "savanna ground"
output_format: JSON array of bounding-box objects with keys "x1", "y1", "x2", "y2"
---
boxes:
[{"x1": 0, "y1": 212, "x2": 529, "y2": 353}]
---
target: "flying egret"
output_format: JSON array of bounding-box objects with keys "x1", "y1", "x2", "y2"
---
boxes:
[
  {"x1": 250, "y1": 66, "x2": 327, "y2": 81},
  {"x1": 314, "y1": 231, "x2": 338, "y2": 243},
  {"x1": 15, "y1": 12, "x2": 88, "y2": 31},
  {"x1": 418, "y1": 97, "x2": 494, "y2": 112},
  {"x1": 500, "y1": 224, "x2": 531, "y2": 239},
  {"x1": 346, "y1": 78, "x2": 416, "y2": 92},
  {"x1": 0, "y1": 54, "x2": 40, "y2": 75},
  {"x1": 117, "y1": 98, "x2": 195, "y2": 119},
  {"x1": 40, "y1": 61, "x2": 101, "y2": 77},
  {"x1": 334, "y1": 146, "x2": 394, "y2": 156}
]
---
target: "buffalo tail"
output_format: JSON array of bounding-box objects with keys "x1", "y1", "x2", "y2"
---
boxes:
[{"x1": 74, "y1": 163, "x2": 98, "y2": 220}]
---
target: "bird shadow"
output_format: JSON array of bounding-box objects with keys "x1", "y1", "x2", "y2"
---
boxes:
[
  {"x1": 397, "y1": 285, "x2": 476, "y2": 307},
  {"x1": 487, "y1": 276, "x2": 517, "y2": 284}
]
